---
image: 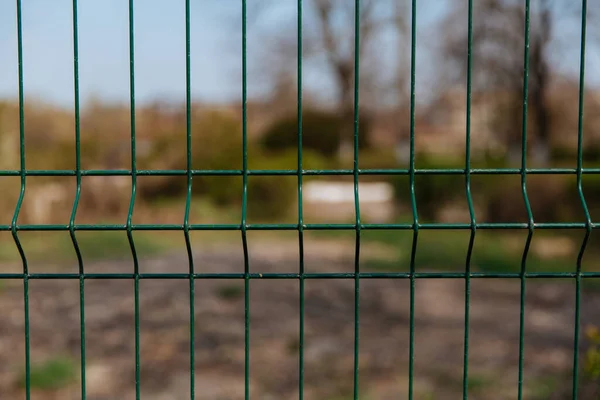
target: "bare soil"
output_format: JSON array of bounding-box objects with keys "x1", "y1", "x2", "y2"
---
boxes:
[{"x1": 0, "y1": 239, "x2": 599, "y2": 399}]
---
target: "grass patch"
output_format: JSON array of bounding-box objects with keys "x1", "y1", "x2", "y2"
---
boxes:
[
  {"x1": 216, "y1": 284, "x2": 244, "y2": 301},
  {"x1": 467, "y1": 373, "x2": 494, "y2": 393},
  {"x1": 18, "y1": 356, "x2": 77, "y2": 390},
  {"x1": 326, "y1": 394, "x2": 370, "y2": 400},
  {"x1": 419, "y1": 392, "x2": 436, "y2": 400},
  {"x1": 527, "y1": 375, "x2": 562, "y2": 400},
  {"x1": 431, "y1": 369, "x2": 495, "y2": 395},
  {"x1": 67, "y1": 231, "x2": 167, "y2": 261},
  {"x1": 0, "y1": 231, "x2": 172, "y2": 264},
  {"x1": 311, "y1": 226, "x2": 584, "y2": 275}
]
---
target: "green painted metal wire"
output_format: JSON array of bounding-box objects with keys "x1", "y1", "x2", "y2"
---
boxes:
[
  {"x1": 297, "y1": 1, "x2": 305, "y2": 399},
  {"x1": 0, "y1": 222, "x2": 597, "y2": 231},
  {"x1": 517, "y1": 1, "x2": 534, "y2": 398},
  {"x1": 12, "y1": 1, "x2": 30, "y2": 399},
  {"x1": 573, "y1": 1, "x2": 592, "y2": 398},
  {"x1": 462, "y1": 0, "x2": 475, "y2": 398},
  {"x1": 5, "y1": 0, "x2": 599, "y2": 398},
  {"x1": 69, "y1": 1, "x2": 86, "y2": 399},
  {"x1": 352, "y1": 2, "x2": 362, "y2": 400},
  {"x1": 241, "y1": 1, "x2": 251, "y2": 398},
  {"x1": 2, "y1": 167, "x2": 600, "y2": 176},
  {"x1": 1, "y1": 271, "x2": 600, "y2": 281},
  {"x1": 408, "y1": 0, "x2": 419, "y2": 399},
  {"x1": 184, "y1": 0, "x2": 195, "y2": 398},
  {"x1": 126, "y1": 1, "x2": 141, "y2": 398}
]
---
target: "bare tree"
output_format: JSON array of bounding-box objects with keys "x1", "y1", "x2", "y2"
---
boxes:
[
  {"x1": 236, "y1": 0, "x2": 411, "y2": 161},
  {"x1": 310, "y1": 0, "x2": 381, "y2": 159},
  {"x1": 442, "y1": 0, "x2": 598, "y2": 165},
  {"x1": 392, "y1": 0, "x2": 411, "y2": 163}
]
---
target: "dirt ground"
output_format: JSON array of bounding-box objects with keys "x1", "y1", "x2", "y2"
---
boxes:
[{"x1": 0, "y1": 239, "x2": 599, "y2": 399}]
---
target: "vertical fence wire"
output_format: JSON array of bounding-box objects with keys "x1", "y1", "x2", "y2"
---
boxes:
[
  {"x1": 11, "y1": 0, "x2": 29, "y2": 399},
  {"x1": 462, "y1": 0, "x2": 476, "y2": 398},
  {"x1": 517, "y1": 1, "x2": 534, "y2": 399},
  {"x1": 69, "y1": 0, "x2": 86, "y2": 398},
  {"x1": 573, "y1": 1, "x2": 592, "y2": 398},
  {"x1": 184, "y1": 0, "x2": 195, "y2": 397},
  {"x1": 297, "y1": 0, "x2": 305, "y2": 398},
  {"x1": 408, "y1": 0, "x2": 419, "y2": 398},
  {"x1": 240, "y1": 0, "x2": 250, "y2": 398},
  {"x1": 126, "y1": 0, "x2": 141, "y2": 397},
  {"x1": 352, "y1": 0, "x2": 362, "y2": 399}
]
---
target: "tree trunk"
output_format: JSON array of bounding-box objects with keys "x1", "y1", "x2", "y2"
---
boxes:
[
  {"x1": 336, "y1": 65, "x2": 355, "y2": 163},
  {"x1": 530, "y1": 6, "x2": 552, "y2": 165}
]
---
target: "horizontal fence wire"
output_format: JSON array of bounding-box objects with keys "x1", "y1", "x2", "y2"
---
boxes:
[
  {"x1": 2, "y1": 272, "x2": 600, "y2": 280},
  {"x1": 4, "y1": 0, "x2": 597, "y2": 399},
  {"x1": 2, "y1": 167, "x2": 600, "y2": 176},
  {"x1": 1, "y1": 223, "x2": 598, "y2": 231}
]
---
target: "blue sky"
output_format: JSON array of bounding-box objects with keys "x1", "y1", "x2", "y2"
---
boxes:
[
  {"x1": 0, "y1": 0, "x2": 596, "y2": 109},
  {"x1": 0, "y1": 0, "x2": 453, "y2": 108},
  {"x1": 0, "y1": 0, "x2": 241, "y2": 106}
]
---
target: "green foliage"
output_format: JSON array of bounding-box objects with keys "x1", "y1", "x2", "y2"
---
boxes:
[
  {"x1": 71, "y1": 231, "x2": 167, "y2": 261},
  {"x1": 390, "y1": 155, "x2": 465, "y2": 221},
  {"x1": 139, "y1": 109, "x2": 243, "y2": 201},
  {"x1": 19, "y1": 356, "x2": 77, "y2": 390},
  {"x1": 134, "y1": 106, "x2": 333, "y2": 219},
  {"x1": 349, "y1": 228, "x2": 572, "y2": 274},
  {"x1": 585, "y1": 325, "x2": 600, "y2": 382},
  {"x1": 249, "y1": 148, "x2": 333, "y2": 171},
  {"x1": 246, "y1": 152, "x2": 298, "y2": 220},
  {"x1": 551, "y1": 144, "x2": 600, "y2": 164},
  {"x1": 577, "y1": 174, "x2": 600, "y2": 211},
  {"x1": 200, "y1": 148, "x2": 331, "y2": 212},
  {"x1": 0, "y1": 232, "x2": 169, "y2": 264},
  {"x1": 528, "y1": 376, "x2": 562, "y2": 400},
  {"x1": 203, "y1": 149, "x2": 330, "y2": 220},
  {"x1": 357, "y1": 148, "x2": 399, "y2": 169},
  {"x1": 260, "y1": 109, "x2": 371, "y2": 158},
  {"x1": 483, "y1": 174, "x2": 582, "y2": 223},
  {"x1": 190, "y1": 110, "x2": 244, "y2": 170},
  {"x1": 27, "y1": 138, "x2": 104, "y2": 171},
  {"x1": 381, "y1": 151, "x2": 594, "y2": 224}
]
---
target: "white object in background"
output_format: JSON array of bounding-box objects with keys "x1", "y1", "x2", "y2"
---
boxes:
[{"x1": 304, "y1": 181, "x2": 393, "y2": 204}]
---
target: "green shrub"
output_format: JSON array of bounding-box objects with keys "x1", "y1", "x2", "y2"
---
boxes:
[
  {"x1": 191, "y1": 149, "x2": 329, "y2": 220},
  {"x1": 138, "y1": 109, "x2": 243, "y2": 201},
  {"x1": 389, "y1": 155, "x2": 465, "y2": 221},
  {"x1": 551, "y1": 144, "x2": 600, "y2": 164},
  {"x1": 260, "y1": 109, "x2": 371, "y2": 158},
  {"x1": 482, "y1": 175, "x2": 580, "y2": 223},
  {"x1": 248, "y1": 148, "x2": 333, "y2": 171},
  {"x1": 245, "y1": 151, "x2": 301, "y2": 220},
  {"x1": 578, "y1": 174, "x2": 600, "y2": 207},
  {"x1": 199, "y1": 148, "x2": 331, "y2": 210},
  {"x1": 35, "y1": 138, "x2": 103, "y2": 171},
  {"x1": 357, "y1": 148, "x2": 400, "y2": 169}
]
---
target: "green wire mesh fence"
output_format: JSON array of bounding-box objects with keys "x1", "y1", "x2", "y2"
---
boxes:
[{"x1": 1, "y1": 0, "x2": 598, "y2": 399}]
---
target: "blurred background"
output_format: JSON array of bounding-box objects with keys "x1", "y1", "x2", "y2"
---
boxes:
[{"x1": 0, "y1": 0, "x2": 600, "y2": 399}]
